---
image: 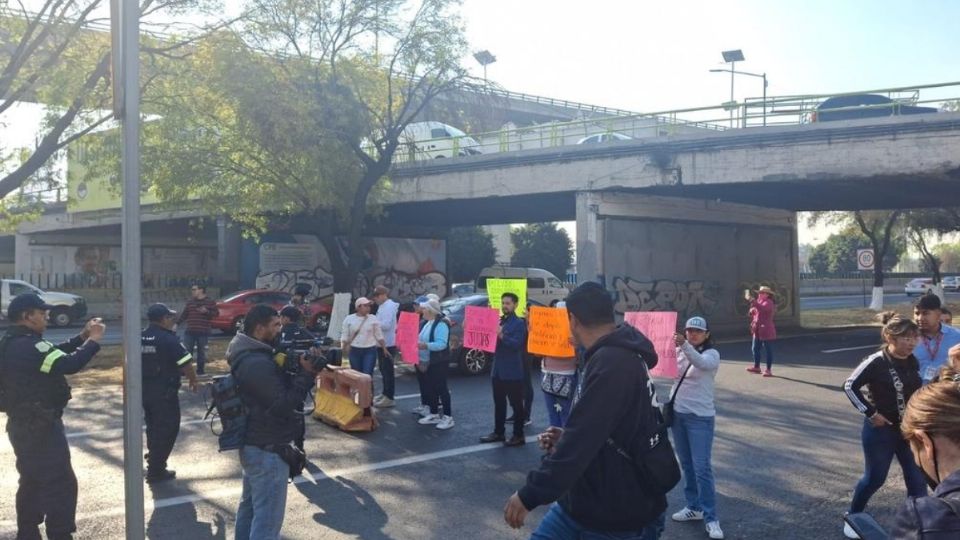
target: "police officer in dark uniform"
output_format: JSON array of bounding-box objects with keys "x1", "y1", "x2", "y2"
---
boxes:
[
  {"x1": 0, "y1": 293, "x2": 105, "y2": 540},
  {"x1": 142, "y1": 303, "x2": 198, "y2": 484},
  {"x1": 277, "y1": 305, "x2": 315, "y2": 452}
]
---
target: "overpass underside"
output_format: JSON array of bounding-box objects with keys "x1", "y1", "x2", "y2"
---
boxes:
[{"x1": 385, "y1": 113, "x2": 960, "y2": 332}]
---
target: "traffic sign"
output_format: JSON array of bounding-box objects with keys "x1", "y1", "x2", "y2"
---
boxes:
[{"x1": 857, "y1": 249, "x2": 875, "y2": 271}]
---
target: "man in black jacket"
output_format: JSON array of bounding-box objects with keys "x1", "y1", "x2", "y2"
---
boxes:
[
  {"x1": 504, "y1": 282, "x2": 664, "y2": 538},
  {"x1": 227, "y1": 304, "x2": 316, "y2": 540}
]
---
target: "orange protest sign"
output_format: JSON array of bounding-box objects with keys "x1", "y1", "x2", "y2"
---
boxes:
[{"x1": 527, "y1": 306, "x2": 575, "y2": 358}]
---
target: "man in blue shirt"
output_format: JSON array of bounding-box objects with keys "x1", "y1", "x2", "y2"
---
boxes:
[
  {"x1": 480, "y1": 292, "x2": 528, "y2": 447},
  {"x1": 913, "y1": 294, "x2": 960, "y2": 383}
]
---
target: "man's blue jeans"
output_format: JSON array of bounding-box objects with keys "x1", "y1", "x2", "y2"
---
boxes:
[
  {"x1": 671, "y1": 412, "x2": 718, "y2": 522},
  {"x1": 235, "y1": 446, "x2": 289, "y2": 540},
  {"x1": 530, "y1": 503, "x2": 661, "y2": 539},
  {"x1": 183, "y1": 332, "x2": 209, "y2": 374},
  {"x1": 541, "y1": 373, "x2": 576, "y2": 427}
]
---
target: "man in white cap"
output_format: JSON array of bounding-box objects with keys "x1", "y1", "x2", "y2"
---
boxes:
[{"x1": 340, "y1": 297, "x2": 391, "y2": 379}]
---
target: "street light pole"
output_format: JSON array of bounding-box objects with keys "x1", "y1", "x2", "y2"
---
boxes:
[
  {"x1": 710, "y1": 64, "x2": 768, "y2": 127},
  {"x1": 729, "y1": 61, "x2": 736, "y2": 127}
]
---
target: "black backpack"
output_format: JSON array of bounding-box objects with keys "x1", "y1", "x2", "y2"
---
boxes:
[{"x1": 204, "y1": 352, "x2": 252, "y2": 451}]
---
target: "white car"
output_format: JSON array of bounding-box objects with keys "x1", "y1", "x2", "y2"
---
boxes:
[
  {"x1": 905, "y1": 278, "x2": 934, "y2": 296},
  {"x1": 577, "y1": 132, "x2": 633, "y2": 144},
  {"x1": 943, "y1": 276, "x2": 960, "y2": 292},
  {"x1": 400, "y1": 121, "x2": 482, "y2": 159}
]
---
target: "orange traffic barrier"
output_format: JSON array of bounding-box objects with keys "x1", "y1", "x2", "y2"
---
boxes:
[{"x1": 312, "y1": 366, "x2": 378, "y2": 432}]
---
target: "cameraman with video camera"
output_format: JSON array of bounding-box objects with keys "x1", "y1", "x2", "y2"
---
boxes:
[
  {"x1": 277, "y1": 306, "x2": 320, "y2": 452},
  {"x1": 227, "y1": 304, "x2": 317, "y2": 540}
]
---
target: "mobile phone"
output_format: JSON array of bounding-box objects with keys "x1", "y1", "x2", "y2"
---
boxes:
[{"x1": 843, "y1": 512, "x2": 889, "y2": 540}]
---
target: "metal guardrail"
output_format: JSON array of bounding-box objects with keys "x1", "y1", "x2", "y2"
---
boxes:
[
  {"x1": 478, "y1": 86, "x2": 642, "y2": 117},
  {"x1": 393, "y1": 81, "x2": 960, "y2": 164}
]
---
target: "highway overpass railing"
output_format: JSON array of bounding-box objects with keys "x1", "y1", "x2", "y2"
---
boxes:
[{"x1": 391, "y1": 81, "x2": 960, "y2": 164}]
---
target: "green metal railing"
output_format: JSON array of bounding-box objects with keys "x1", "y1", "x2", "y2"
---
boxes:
[{"x1": 392, "y1": 81, "x2": 960, "y2": 164}]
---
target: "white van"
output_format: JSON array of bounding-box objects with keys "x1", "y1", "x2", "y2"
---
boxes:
[
  {"x1": 476, "y1": 267, "x2": 569, "y2": 307},
  {"x1": 401, "y1": 121, "x2": 482, "y2": 159}
]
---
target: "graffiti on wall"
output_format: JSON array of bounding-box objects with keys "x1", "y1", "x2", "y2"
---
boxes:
[
  {"x1": 737, "y1": 281, "x2": 793, "y2": 316},
  {"x1": 612, "y1": 277, "x2": 720, "y2": 318},
  {"x1": 257, "y1": 266, "x2": 448, "y2": 301},
  {"x1": 368, "y1": 270, "x2": 447, "y2": 299}
]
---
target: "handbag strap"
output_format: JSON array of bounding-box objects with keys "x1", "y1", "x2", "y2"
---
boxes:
[
  {"x1": 347, "y1": 315, "x2": 369, "y2": 345},
  {"x1": 668, "y1": 362, "x2": 694, "y2": 406}
]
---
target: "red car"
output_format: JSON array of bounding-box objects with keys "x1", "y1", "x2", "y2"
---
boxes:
[{"x1": 211, "y1": 289, "x2": 333, "y2": 334}]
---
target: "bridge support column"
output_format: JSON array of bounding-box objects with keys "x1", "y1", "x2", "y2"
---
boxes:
[
  {"x1": 217, "y1": 217, "x2": 242, "y2": 293},
  {"x1": 14, "y1": 233, "x2": 31, "y2": 278},
  {"x1": 576, "y1": 191, "x2": 800, "y2": 334}
]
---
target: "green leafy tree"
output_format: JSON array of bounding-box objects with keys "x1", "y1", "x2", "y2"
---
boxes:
[
  {"x1": 0, "y1": 0, "x2": 229, "y2": 203},
  {"x1": 809, "y1": 211, "x2": 903, "y2": 309},
  {"x1": 510, "y1": 222, "x2": 573, "y2": 280},
  {"x1": 935, "y1": 243, "x2": 960, "y2": 273},
  {"x1": 447, "y1": 226, "x2": 496, "y2": 282},
  {"x1": 808, "y1": 226, "x2": 904, "y2": 274},
  {"x1": 140, "y1": 0, "x2": 473, "y2": 290}
]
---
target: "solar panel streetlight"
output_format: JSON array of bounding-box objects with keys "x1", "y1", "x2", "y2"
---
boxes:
[{"x1": 473, "y1": 50, "x2": 496, "y2": 82}]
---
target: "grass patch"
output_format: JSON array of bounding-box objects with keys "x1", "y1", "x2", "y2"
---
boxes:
[
  {"x1": 802, "y1": 301, "x2": 960, "y2": 329},
  {"x1": 68, "y1": 339, "x2": 232, "y2": 387}
]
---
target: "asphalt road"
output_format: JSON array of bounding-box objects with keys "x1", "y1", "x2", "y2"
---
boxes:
[
  {"x1": 0, "y1": 328, "x2": 916, "y2": 539},
  {"x1": 800, "y1": 291, "x2": 960, "y2": 310}
]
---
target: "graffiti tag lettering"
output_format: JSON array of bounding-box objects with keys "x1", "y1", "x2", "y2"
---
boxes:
[{"x1": 612, "y1": 277, "x2": 720, "y2": 318}]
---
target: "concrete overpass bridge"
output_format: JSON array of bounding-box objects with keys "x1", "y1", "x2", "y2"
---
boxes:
[{"x1": 383, "y1": 112, "x2": 960, "y2": 331}]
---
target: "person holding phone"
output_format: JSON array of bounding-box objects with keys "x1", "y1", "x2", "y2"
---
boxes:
[
  {"x1": 669, "y1": 317, "x2": 724, "y2": 540},
  {"x1": 842, "y1": 313, "x2": 927, "y2": 539}
]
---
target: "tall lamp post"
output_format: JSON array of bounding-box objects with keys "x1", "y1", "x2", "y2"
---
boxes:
[
  {"x1": 717, "y1": 49, "x2": 744, "y2": 127},
  {"x1": 473, "y1": 50, "x2": 496, "y2": 82},
  {"x1": 710, "y1": 67, "x2": 768, "y2": 126}
]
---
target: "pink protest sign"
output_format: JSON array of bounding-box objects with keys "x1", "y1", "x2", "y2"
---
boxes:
[
  {"x1": 396, "y1": 311, "x2": 421, "y2": 364},
  {"x1": 624, "y1": 311, "x2": 679, "y2": 379},
  {"x1": 463, "y1": 305, "x2": 499, "y2": 353}
]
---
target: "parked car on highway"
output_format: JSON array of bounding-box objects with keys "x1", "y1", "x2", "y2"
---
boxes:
[
  {"x1": 577, "y1": 132, "x2": 633, "y2": 144},
  {"x1": 0, "y1": 279, "x2": 87, "y2": 327},
  {"x1": 943, "y1": 276, "x2": 960, "y2": 292},
  {"x1": 811, "y1": 94, "x2": 938, "y2": 123},
  {"x1": 211, "y1": 289, "x2": 333, "y2": 334},
  {"x1": 905, "y1": 278, "x2": 935, "y2": 296},
  {"x1": 443, "y1": 293, "x2": 548, "y2": 376}
]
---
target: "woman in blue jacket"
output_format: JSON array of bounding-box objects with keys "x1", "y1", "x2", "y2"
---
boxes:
[{"x1": 416, "y1": 298, "x2": 454, "y2": 430}]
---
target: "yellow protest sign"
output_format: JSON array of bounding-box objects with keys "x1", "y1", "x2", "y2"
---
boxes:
[
  {"x1": 527, "y1": 306, "x2": 575, "y2": 357},
  {"x1": 487, "y1": 278, "x2": 527, "y2": 317}
]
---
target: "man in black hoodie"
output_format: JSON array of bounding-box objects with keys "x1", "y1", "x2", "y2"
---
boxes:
[
  {"x1": 504, "y1": 282, "x2": 664, "y2": 538},
  {"x1": 227, "y1": 304, "x2": 316, "y2": 540}
]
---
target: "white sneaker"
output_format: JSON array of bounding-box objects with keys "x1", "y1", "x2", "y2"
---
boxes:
[
  {"x1": 435, "y1": 416, "x2": 455, "y2": 430},
  {"x1": 671, "y1": 507, "x2": 704, "y2": 522},
  {"x1": 418, "y1": 413, "x2": 442, "y2": 425},
  {"x1": 843, "y1": 522, "x2": 860, "y2": 539},
  {"x1": 706, "y1": 521, "x2": 724, "y2": 540},
  {"x1": 373, "y1": 394, "x2": 384, "y2": 403},
  {"x1": 411, "y1": 405, "x2": 428, "y2": 415},
  {"x1": 374, "y1": 397, "x2": 395, "y2": 408}
]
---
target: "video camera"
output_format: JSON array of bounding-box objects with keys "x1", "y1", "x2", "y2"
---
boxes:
[{"x1": 281, "y1": 336, "x2": 341, "y2": 373}]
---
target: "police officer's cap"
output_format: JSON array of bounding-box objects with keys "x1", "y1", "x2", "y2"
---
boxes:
[
  {"x1": 147, "y1": 303, "x2": 177, "y2": 322},
  {"x1": 7, "y1": 293, "x2": 55, "y2": 320}
]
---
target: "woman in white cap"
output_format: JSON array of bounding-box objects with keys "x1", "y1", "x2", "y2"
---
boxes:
[
  {"x1": 417, "y1": 297, "x2": 454, "y2": 430},
  {"x1": 340, "y1": 297, "x2": 390, "y2": 378},
  {"x1": 669, "y1": 316, "x2": 724, "y2": 540}
]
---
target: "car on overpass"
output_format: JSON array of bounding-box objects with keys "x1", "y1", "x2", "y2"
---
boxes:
[
  {"x1": 577, "y1": 132, "x2": 633, "y2": 144},
  {"x1": 212, "y1": 289, "x2": 333, "y2": 334},
  {"x1": 905, "y1": 278, "x2": 935, "y2": 296},
  {"x1": 0, "y1": 279, "x2": 87, "y2": 327},
  {"x1": 401, "y1": 121, "x2": 483, "y2": 159},
  {"x1": 811, "y1": 94, "x2": 938, "y2": 122}
]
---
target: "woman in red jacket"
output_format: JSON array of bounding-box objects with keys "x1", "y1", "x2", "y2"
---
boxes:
[{"x1": 745, "y1": 286, "x2": 777, "y2": 377}]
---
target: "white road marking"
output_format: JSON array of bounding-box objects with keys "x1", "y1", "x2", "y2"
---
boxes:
[
  {"x1": 821, "y1": 344, "x2": 879, "y2": 354},
  {"x1": 0, "y1": 435, "x2": 540, "y2": 530}
]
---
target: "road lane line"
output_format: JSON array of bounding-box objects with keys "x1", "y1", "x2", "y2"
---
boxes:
[
  {"x1": 822, "y1": 344, "x2": 879, "y2": 354},
  {"x1": 0, "y1": 435, "x2": 540, "y2": 529}
]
